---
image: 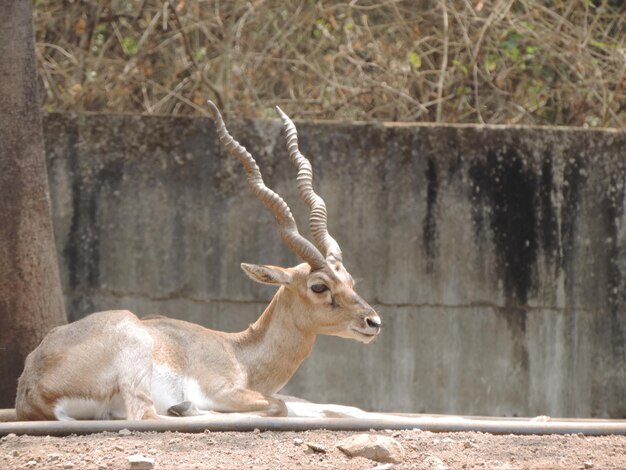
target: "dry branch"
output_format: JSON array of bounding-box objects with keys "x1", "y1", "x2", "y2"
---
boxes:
[{"x1": 34, "y1": 0, "x2": 625, "y2": 128}]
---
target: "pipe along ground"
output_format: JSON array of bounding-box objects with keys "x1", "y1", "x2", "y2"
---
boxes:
[{"x1": 1, "y1": 410, "x2": 625, "y2": 437}]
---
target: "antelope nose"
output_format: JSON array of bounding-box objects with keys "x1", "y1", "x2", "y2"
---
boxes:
[{"x1": 366, "y1": 317, "x2": 381, "y2": 330}]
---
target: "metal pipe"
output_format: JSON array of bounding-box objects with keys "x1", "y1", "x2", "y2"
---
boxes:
[{"x1": 1, "y1": 412, "x2": 625, "y2": 437}]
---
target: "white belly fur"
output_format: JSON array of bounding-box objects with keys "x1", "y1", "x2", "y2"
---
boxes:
[
  {"x1": 54, "y1": 396, "x2": 126, "y2": 421},
  {"x1": 151, "y1": 363, "x2": 215, "y2": 415}
]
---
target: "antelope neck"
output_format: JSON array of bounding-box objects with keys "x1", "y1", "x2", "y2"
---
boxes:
[{"x1": 235, "y1": 286, "x2": 316, "y2": 393}]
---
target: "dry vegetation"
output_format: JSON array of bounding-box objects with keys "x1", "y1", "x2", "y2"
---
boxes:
[{"x1": 34, "y1": 0, "x2": 625, "y2": 127}]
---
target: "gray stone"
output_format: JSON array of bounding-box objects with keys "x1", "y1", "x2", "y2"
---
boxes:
[
  {"x1": 337, "y1": 434, "x2": 404, "y2": 464},
  {"x1": 128, "y1": 454, "x2": 155, "y2": 470},
  {"x1": 305, "y1": 442, "x2": 327, "y2": 454},
  {"x1": 530, "y1": 415, "x2": 552, "y2": 422},
  {"x1": 369, "y1": 464, "x2": 395, "y2": 470},
  {"x1": 422, "y1": 455, "x2": 449, "y2": 469}
]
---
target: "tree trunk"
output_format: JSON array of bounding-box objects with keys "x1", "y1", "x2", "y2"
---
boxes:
[{"x1": 0, "y1": 0, "x2": 67, "y2": 408}]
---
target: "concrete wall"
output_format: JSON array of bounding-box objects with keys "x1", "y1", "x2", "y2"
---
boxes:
[{"x1": 43, "y1": 113, "x2": 625, "y2": 418}]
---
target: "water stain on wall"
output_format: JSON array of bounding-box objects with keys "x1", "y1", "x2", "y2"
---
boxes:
[
  {"x1": 422, "y1": 158, "x2": 439, "y2": 274},
  {"x1": 560, "y1": 155, "x2": 587, "y2": 308},
  {"x1": 538, "y1": 155, "x2": 560, "y2": 270},
  {"x1": 469, "y1": 150, "x2": 539, "y2": 312},
  {"x1": 64, "y1": 119, "x2": 125, "y2": 320}
]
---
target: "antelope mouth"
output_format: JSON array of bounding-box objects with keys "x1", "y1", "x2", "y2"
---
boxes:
[
  {"x1": 352, "y1": 329, "x2": 376, "y2": 337},
  {"x1": 350, "y1": 328, "x2": 379, "y2": 342}
]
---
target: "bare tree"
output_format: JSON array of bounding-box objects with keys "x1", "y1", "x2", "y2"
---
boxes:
[{"x1": 0, "y1": 0, "x2": 67, "y2": 407}]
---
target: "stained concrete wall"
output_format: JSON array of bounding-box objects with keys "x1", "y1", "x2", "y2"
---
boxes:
[{"x1": 42, "y1": 113, "x2": 625, "y2": 418}]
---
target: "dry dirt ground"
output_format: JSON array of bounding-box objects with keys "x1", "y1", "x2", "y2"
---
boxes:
[{"x1": 2, "y1": 428, "x2": 626, "y2": 470}]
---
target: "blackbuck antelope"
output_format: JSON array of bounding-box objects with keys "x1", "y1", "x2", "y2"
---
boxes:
[{"x1": 15, "y1": 102, "x2": 381, "y2": 421}]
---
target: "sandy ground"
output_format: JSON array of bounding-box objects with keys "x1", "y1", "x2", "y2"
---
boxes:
[{"x1": 2, "y1": 427, "x2": 626, "y2": 469}]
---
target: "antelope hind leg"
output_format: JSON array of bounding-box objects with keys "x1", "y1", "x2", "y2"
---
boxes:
[
  {"x1": 214, "y1": 389, "x2": 288, "y2": 417},
  {"x1": 115, "y1": 325, "x2": 160, "y2": 420}
]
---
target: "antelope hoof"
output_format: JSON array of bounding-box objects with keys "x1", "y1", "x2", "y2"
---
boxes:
[
  {"x1": 266, "y1": 398, "x2": 288, "y2": 417},
  {"x1": 167, "y1": 400, "x2": 201, "y2": 417}
]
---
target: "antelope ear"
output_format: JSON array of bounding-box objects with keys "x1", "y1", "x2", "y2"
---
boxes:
[{"x1": 241, "y1": 263, "x2": 294, "y2": 286}]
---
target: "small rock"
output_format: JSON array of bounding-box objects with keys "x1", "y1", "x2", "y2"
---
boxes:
[
  {"x1": 370, "y1": 464, "x2": 395, "y2": 470},
  {"x1": 583, "y1": 463, "x2": 594, "y2": 469},
  {"x1": 128, "y1": 454, "x2": 155, "y2": 470},
  {"x1": 577, "y1": 433, "x2": 586, "y2": 439},
  {"x1": 463, "y1": 441, "x2": 476, "y2": 449},
  {"x1": 305, "y1": 442, "x2": 327, "y2": 454},
  {"x1": 337, "y1": 434, "x2": 404, "y2": 464},
  {"x1": 114, "y1": 445, "x2": 124, "y2": 451},
  {"x1": 423, "y1": 455, "x2": 449, "y2": 469},
  {"x1": 253, "y1": 428, "x2": 261, "y2": 434},
  {"x1": 48, "y1": 453, "x2": 61, "y2": 461},
  {"x1": 293, "y1": 438, "x2": 304, "y2": 446},
  {"x1": 530, "y1": 415, "x2": 552, "y2": 422},
  {"x1": 11, "y1": 450, "x2": 19, "y2": 457},
  {"x1": 147, "y1": 449, "x2": 158, "y2": 455},
  {"x1": 26, "y1": 461, "x2": 38, "y2": 467},
  {"x1": 118, "y1": 429, "x2": 132, "y2": 436},
  {"x1": 63, "y1": 464, "x2": 75, "y2": 469}
]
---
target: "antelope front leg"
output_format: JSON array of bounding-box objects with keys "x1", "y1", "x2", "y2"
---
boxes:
[
  {"x1": 218, "y1": 389, "x2": 288, "y2": 417},
  {"x1": 168, "y1": 389, "x2": 287, "y2": 417}
]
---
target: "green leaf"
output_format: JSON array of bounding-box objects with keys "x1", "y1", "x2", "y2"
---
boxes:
[
  {"x1": 195, "y1": 47, "x2": 206, "y2": 62},
  {"x1": 408, "y1": 51, "x2": 421, "y2": 70},
  {"x1": 122, "y1": 37, "x2": 138, "y2": 56},
  {"x1": 485, "y1": 54, "x2": 497, "y2": 72},
  {"x1": 591, "y1": 40, "x2": 614, "y2": 49},
  {"x1": 585, "y1": 115, "x2": 601, "y2": 127},
  {"x1": 452, "y1": 59, "x2": 468, "y2": 76},
  {"x1": 504, "y1": 46, "x2": 520, "y2": 61},
  {"x1": 500, "y1": 31, "x2": 522, "y2": 51},
  {"x1": 455, "y1": 85, "x2": 471, "y2": 96}
]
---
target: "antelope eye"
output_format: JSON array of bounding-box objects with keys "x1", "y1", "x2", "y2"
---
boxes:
[{"x1": 310, "y1": 284, "x2": 329, "y2": 294}]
